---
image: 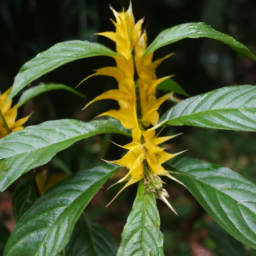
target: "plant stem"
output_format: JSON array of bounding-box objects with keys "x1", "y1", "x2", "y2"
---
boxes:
[
  {"x1": 100, "y1": 133, "x2": 112, "y2": 159},
  {"x1": 0, "y1": 111, "x2": 11, "y2": 134}
]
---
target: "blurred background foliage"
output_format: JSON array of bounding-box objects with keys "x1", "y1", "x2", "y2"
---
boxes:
[{"x1": 1, "y1": 0, "x2": 256, "y2": 255}]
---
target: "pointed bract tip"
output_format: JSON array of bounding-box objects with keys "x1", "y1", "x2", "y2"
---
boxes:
[
  {"x1": 161, "y1": 195, "x2": 179, "y2": 216},
  {"x1": 173, "y1": 149, "x2": 188, "y2": 157},
  {"x1": 168, "y1": 132, "x2": 183, "y2": 140},
  {"x1": 107, "y1": 179, "x2": 123, "y2": 190},
  {"x1": 166, "y1": 174, "x2": 187, "y2": 188}
]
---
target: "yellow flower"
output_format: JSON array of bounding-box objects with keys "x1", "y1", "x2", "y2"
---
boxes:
[
  {"x1": 135, "y1": 31, "x2": 175, "y2": 126},
  {"x1": 81, "y1": 2, "x2": 185, "y2": 213},
  {"x1": 0, "y1": 87, "x2": 29, "y2": 139},
  {"x1": 80, "y1": 3, "x2": 144, "y2": 130},
  {"x1": 107, "y1": 127, "x2": 185, "y2": 214}
]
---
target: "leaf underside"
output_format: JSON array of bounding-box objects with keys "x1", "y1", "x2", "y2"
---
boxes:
[
  {"x1": 12, "y1": 179, "x2": 38, "y2": 222},
  {"x1": 157, "y1": 78, "x2": 189, "y2": 97},
  {"x1": 17, "y1": 83, "x2": 86, "y2": 107}
]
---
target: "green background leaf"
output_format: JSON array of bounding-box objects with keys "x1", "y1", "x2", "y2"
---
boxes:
[
  {"x1": 166, "y1": 157, "x2": 256, "y2": 250},
  {"x1": 0, "y1": 223, "x2": 10, "y2": 255},
  {"x1": 145, "y1": 22, "x2": 256, "y2": 61},
  {"x1": 0, "y1": 118, "x2": 130, "y2": 191},
  {"x1": 4, "y1": 163, "x2": 119, "y2": 256},
  {"x1": 65, "y1": 213, "x2": 117, "y2": 256},
  {"x1": 157, "y1": 78, "x2": 189, "y2": 97},
  {"x1": 17, "y1": 83, "x2": 86, "y2": 107},
  {"x1": 12, "y1": 178, "x2": 38, "y2": 222},
  {"x1": 117, "y1": 181, "x2": 164, "y2": 256},
  {"x1": 159, "y1": 85, "x2": 256, "y2": 132},
  {"x1": 9, "y1": 40, "x2": 119, "y2": 100},
  {"x1": 205, "y1": 221, "x2": 248, "y2": 256}
]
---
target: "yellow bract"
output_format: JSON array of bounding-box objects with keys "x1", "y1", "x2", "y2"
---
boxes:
[
  {"x1": 135, "y1": 32, "x2": 175, "y2": 126},
  {"x1": 81, "y1": 2, "x2": 185, "y2": 212},
  {"x1": 0, "y1": 87, "x2": 29, "y2": 139},
  {"x1": 36, "y1": 171, "x2": 68, "y2": 195}
]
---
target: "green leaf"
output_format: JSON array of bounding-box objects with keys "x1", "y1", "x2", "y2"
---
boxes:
[
  {"x1": 158, "y1": 85, "x2": 256, "y2": 132},
  {"x1": 9, "y1": 40, "x2": 119, "y2": 100},
  {"x1": 165, "y1": 157, "x2": 256, "y2": 250},
  {"x1": 0, "y1": 222, "x2": 10, "y2": 254},
  {"x1": 17, "y1": 83, "x2": 86, "y2": 107},
  {"x1": 65, "y1": 213, "x2": 117, "y2": 256},
  {"x1": 145, "y1": 22, "x2": 256, "y2": 61},
  {"x1": 12, "y1": 178, "x2": 38, "y2": 222},
  {"x1": 117, "y1": 181, "x2": 164, "y2": 256},
  {"x1": 0, "y1": 118, "x2": 130, "y2": 191},
  {"x1": 3, "y1": 163, "x2": 119, "y2": 256},
  {"x1": 157, "y1": 78, "x2": 189, "y2": 97},
  {"x1": 205, "y1": 221, "x2": 248, "y2": 256},
  {"x1": 51, "y1": 156, "x2": 72, "y2": 175}
]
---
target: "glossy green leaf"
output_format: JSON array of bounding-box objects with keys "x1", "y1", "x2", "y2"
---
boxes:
[
  {"x1": 145, "y1": 22, "x2": 256, "y2": 61},
  {"x1": 17, "y1": 83, "x2": 86, "y2": 107},
  {"x1": 166, "y1": 157, "x2": 256, "y2": 250},
  {"x1": 4, "y1": 163, "x2": 119, "y2": 256},
  {"x1": 9, "y1": 40, "x2": 119, "y2": 100},
  {"x1": 0, "y1": 118, "x2": 130, "y2": 191},
  {"x1": 51, "y1": 156, "x2": 72, "y2": 175},
  {"x1": 205, "y1": 221, "x2": 248, "y2": 256},
  {"x1": 158, "y1": 85, "x2": 256, "y2": 131},
  {"x1": 0, "y1": 223, "x2": 10, "y2": 254},
  {"x1": 117, "y1": 181, "x2": 164, "y2": 256},
  {"x1": 157, "y1": 78, "x2": 189, "y2": 96},
  {"x1": 12, "y1": 178, "x2": 38, "y2": 221},
  {"x1": 65, "y1": 213, "x2": 117, "y2": 256}
]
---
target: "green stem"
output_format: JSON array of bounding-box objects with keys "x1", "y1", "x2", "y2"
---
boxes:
[
  {"x1": 99, "y1": 133, "x2": 112, "y2": 159},
  {"x1": 0, "y1": 111, "x2": 11, "y2": 134}
]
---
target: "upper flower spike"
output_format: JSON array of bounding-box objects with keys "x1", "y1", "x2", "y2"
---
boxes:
[
  {"x1": 0, "y1": 87, "x2": 29, "y2": 139},
  {"x1": 96, "y1": 2, "x2": 143, "y2": 60},
  {"x1": 135, "y1": 31, "x2": 175, "y2": 126},
  {"x1": 81, "y1": 2, "x2": 186, "y2": 213}
]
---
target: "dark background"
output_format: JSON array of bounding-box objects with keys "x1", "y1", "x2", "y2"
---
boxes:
[{"x1": 1, "y1": 0, "x2": 256, "y2": 255}]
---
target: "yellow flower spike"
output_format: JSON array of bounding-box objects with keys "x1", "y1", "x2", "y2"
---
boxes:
[
  {"x1": 0, "y1": 87, "x2": 29, "y2": 139},
  {"x1": 147, "y1": 75, "x2": 175, "y2": 95},
  {"x1": 132, "y1": 18, "x2": 144, "y2": 47},
  {"x1": 142, "y1": 93, "x2": 173, "y2": 125},
  {"x1": 77, "y1": 67, "x2": 126, "y2": 88},
  {"x1": 151, "y1": 133, "x2": 183, "y2": 146},
  {"x1": 98, "y1": 2, "x2": 139, "y2": 61},
  {"x1": 80, "y1": 3, "x2": 186, "y2": 212}
]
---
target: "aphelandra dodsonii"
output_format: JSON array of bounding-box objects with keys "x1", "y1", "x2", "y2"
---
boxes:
[
  {"x1": 2, "y1": 1, "x2": 256, "y2": 255},
  {"x1": 80, "y1": 3, "x2": 186, "y2": 213}
]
